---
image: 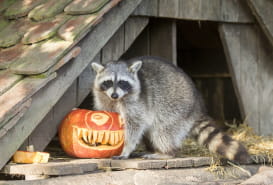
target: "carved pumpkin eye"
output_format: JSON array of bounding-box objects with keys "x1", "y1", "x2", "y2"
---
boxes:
[
  {"x1": 100, "y1": 80, "x2": 113, "y2": 91},
  {"x1": 118, "y1": 80, "x2": 132, "y2": 91}
]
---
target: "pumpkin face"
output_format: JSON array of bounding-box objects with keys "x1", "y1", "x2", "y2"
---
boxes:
[{"x1": 59, "y1": 109, "x2": 124, "y2": 158}]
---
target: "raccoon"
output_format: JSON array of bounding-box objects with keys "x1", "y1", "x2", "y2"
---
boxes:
[{"x1": 91, "y1": 56, "x2": 249, "y2": 162}]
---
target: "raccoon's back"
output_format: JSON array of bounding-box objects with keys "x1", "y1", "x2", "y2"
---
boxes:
[{"x1": 128, "y1": 56, "x2": 206, "y2": 118}]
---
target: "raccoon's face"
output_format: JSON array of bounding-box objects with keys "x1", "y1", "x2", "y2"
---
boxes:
[{"x1": 92, "y1": 60, "x2": 142, "y2": 101}]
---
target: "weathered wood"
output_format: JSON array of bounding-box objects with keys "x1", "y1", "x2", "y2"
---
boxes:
[
  {"x1": 101, "y1": 24, "x2": 125, "y2": 64},
  {"x1": 0, "y1": 70, "x2": 23, "y2": 96},
  {"x1": 0, "y1": 0, "x2": 143, "y2": 170},
  {"x1": 159, "y1": 0, "x2": 179, "y2": 18},
  {"x1": 0, "y1": 99, "x2": 31, "y2": 138},
  {"x1": 1, "y1": 160, "x2": 97, "y2": 176},
  {"x1": 0, "y1": 74, "x2": 56, "y2": 125},
  {"x1": 150, "y1": 19, "x2": 177, "y2": 65},
  {"x1": 0, "y1": 165, "x2": 261, "y2": 185},
  {"x1": 21, "y1": 81, "x2": 77, "y2": 152},
  {"x1": 122, "y1": 26, "x2": 150, "y2": 59},
  {"x1": 111, "y1": 159, "x2": 167, "y2": 170},
  {"x1": 247, "y1": 0, "x2": 273, "y2": 47},
  {"x1": 77, "y1": 54, "x2": 100, "y2": 106},
  {"x1": 219, "y1": 24, "x2": 273, "y2": 135},
  {"x1": 135, "y1": 0, "x2": 253, "y2": 23},
  {"x1": 133, "y1": 0, "x2": 158, "y2": 17},
  {"x1": 124, "y1": 17, "x2": 149, "y2": 52}
]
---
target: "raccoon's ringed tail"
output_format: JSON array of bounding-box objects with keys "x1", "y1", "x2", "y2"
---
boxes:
[{"x1": 191, "y1": 120, "x2": 249, "y2": 162}]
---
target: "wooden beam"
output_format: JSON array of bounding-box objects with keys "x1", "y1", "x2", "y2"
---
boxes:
[
  {"x1": 219, "y1": 23, "x2": 273, "y2": 135},
  {"x1": 0, "y1": 0, "x2": 143, "y2": 170},
  {"x1": 134, "y1": 0, "x2": 253, "y2": 23},
  {"x1": 247, "y1": 0, "x2": 273, "y2": 47}
]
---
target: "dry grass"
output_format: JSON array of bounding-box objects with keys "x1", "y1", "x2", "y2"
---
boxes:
[
  {"x1": 177, "y1": 123, "x2": 273, "y2": 178},
  {"x1": 227, "y1": 123, "x2": 273, "y2": 165}
]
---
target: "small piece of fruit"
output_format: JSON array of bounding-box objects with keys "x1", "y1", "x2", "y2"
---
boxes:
[{"x1": 13, "y1": 151, "x2": 50, "y2": 164}]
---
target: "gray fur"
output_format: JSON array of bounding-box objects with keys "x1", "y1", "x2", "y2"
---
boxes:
[{"x1": 91, "y1": 56, "x2": 249, "y2": 162}]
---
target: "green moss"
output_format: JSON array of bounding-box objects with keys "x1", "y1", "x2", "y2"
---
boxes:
[
  {"x1": 65, "y1": 0, "x2": 110, "y2": 15},
  {"x1": 28, "y1": 0, "x2": 72, "y2": 21},
  {"x1": 4, "y1": 0, "x2": 45, "y2": 19},
  {"x1": 0, "y1": 17, "x2": 9, "y2": 31},
  {"x1": 0, "y1": 0, "x2": 17, "y2": 13}
]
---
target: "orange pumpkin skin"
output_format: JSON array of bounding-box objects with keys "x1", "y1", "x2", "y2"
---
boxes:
[{"x1": 59, "y1": 109, "x2": 124, "y2": 158}]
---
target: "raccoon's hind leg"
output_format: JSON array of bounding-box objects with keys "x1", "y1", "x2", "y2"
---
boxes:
[
  {"x1": 139, "y1": 135, "x2": 174, "y2": 159},
  {"x1": 141, "y1": 126, "x2": 186, "y2": 159}
]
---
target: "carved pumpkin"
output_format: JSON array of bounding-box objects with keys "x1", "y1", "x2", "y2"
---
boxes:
[{"x1": 59, "y1": 109, "x2": 124, "y2": 158}]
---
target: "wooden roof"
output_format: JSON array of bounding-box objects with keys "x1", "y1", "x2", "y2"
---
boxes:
[{"x1": 0, "y1": 0, "x2": 122, "y2": 136}]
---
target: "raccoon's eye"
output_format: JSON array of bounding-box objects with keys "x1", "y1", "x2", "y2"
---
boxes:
[
  {"x1": 118, "y1": 80, "x2": 132, "y2": 91},
  {"x1": 100, "y1": 80, "x2": 113, "y2": 91}
]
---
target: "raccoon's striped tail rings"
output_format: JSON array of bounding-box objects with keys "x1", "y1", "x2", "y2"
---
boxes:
[{"x1": 191, "y1": 120, "x2": 250, "y2": 163}]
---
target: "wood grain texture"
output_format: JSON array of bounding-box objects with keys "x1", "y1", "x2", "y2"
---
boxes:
[
  {"x1": 219, "y1": 24, "x2": 273, "y2": 135},
  {"x1": 247, "y1": 0, "x2": 273, "y2": 46},
  {"x1": 0, "y1": 70, "x2": 23, "y2": 96},
  {"x1": 124, "y1": 17, "x2": 149, "y2": 52},
  {"x1": 0, "y1": 0, "x2": 143, "y2": 170},
  {"x1": 0, "y1": 74, "x2": 56, "y2": 125},
  {"x1": 135, "y1": 0, "x2": 253, "y2": 23}
]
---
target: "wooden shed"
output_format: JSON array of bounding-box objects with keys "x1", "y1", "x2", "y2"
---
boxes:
[{"x1": 0, "y1": 0, "x2": 273, "y2": 175}]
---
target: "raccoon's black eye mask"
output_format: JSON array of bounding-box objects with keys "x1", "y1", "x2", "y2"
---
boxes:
[
  {"x1": 118, "y1": 80, "x2": 132, "y2": 91},
  {"x1": 100, "y1": 80, "x2": 113, "y2": 91},
  {"x1": 100, "y1": 80, "x2": 132, "y2": 92}
]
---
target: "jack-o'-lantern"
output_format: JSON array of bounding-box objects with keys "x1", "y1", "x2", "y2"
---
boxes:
[{"x1": 59, "y1": 109, "x2": 124, "y2": 158}]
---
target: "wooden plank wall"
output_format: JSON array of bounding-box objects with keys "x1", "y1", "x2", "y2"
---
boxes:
[
  {"x1": 219, "y1": 24, "x2": 273, "y2": 136},
  {"x1": 122, "y1": 19, "x2": 177, "y2": 65},
  {"x1": 134, "y1": 0, "x2": 253, "y2": 23},
  {"x1": 20, "y1": 16, "x2": 149, "y2": 152}
]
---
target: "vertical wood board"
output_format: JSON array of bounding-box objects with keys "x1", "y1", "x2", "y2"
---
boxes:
[
  {"x1": 101, "y1": 24, "x2": 125, "y2": 64},
  {"x1": 150, "y1": 20, "x2": 177, "y2": 65},
  {"x1": 219, "y1": 24, "x2": 273, "y2": 135}
]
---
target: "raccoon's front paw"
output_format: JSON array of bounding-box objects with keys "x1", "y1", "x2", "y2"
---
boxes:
[{"x1": 112, "y1": 155, "x2": 128, "y2": 160}]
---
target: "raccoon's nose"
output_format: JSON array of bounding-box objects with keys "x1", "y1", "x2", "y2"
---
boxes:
[{"x1": 111, "y1": 93, "x2": 119, "y2": 99}]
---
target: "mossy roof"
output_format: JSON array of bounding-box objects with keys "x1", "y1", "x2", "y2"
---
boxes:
[{"x1": 0, "y1": 0, "x2": 122, "y2": 130}]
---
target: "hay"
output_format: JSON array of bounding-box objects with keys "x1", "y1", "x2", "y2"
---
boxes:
[
  {"x1": 227, "y1": 123, "x2": 273, "y2": 165},
  {"x1": 177, "y1": 123, "x2": 273, "y2": 178}
]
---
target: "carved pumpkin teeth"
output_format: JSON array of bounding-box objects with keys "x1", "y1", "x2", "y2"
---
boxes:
[
  {"x1": 77, "y1": 127, "x2": 82, "y2": 137},
  {"x1": 102, "y1": 131, "x2": 110, "y2": 145},
  {"x1": 97, "y1": 131, "x2": 104, "y2": 143},
  {"x1": 75, "y1": 127, "x2": 124, "y2": 145},
  {"x1": 92, "y1": 130, "x2": 98, "y2": 144},
  {"x1": 109, "y1": 132, "x2": 115, "y2": 145},
  {"x1": 82, "y1": 129, "x2": 88, "y2": 143},
  {"x1": 118, "y1": 130, "x2": 124, "y2": 141},
  {"x1": 88, "y1": 130, "x2": 92, "y2": 143},
  {"x1": 114, "y1": 132, "x2": 119, "y2": 144}
]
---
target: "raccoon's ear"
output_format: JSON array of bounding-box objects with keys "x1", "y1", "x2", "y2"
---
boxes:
[
  {"x1": 91, "y1": 63, "x2": 104, "y2": 73},
  {"x1": 129, "y1": 60, "x2": 142, "y2": 73}
]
